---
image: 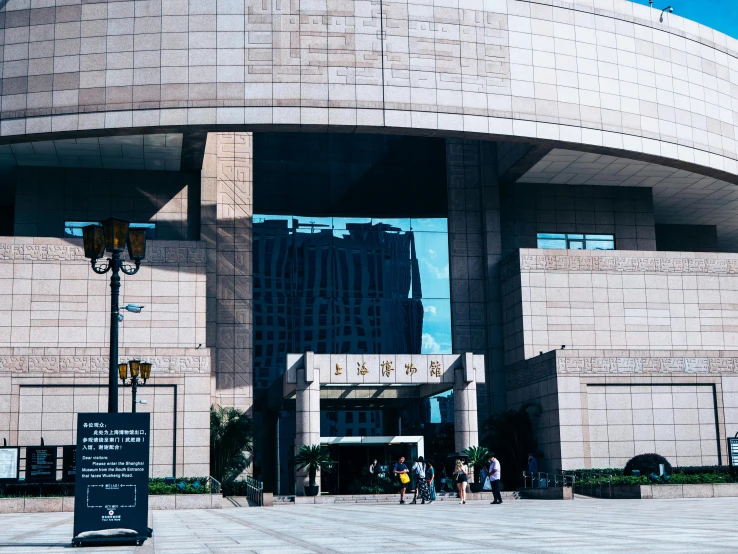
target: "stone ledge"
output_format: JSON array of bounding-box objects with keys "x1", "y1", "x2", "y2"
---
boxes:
[
  {"x1": 0, "y1": 494, "x2": 222, "y2": 513},
  {"x1": 578, "y1": 483, "x2": 738, "y2": 499}
]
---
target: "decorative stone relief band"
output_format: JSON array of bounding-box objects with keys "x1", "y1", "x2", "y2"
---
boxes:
[
  {"x1": 506, "y1": 354, "x2": 738, "y2": 390},
  {"x1": 501, "y1": 252, "x2": 738, "y2": 280},
  {"x1": 0, "y1": 241, "x2": 206, "y2": 265},
  {"x1": 556, "y1": 357, "x2": 738, "y2": 375},
  {"x1": 0, "y1": 355, "x2": 210, "y2": 374}
]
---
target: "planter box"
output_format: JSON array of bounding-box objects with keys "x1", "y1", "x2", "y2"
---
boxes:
[
  {"x1": 519, "y1": 487, "x2": 573, "y2": 500},
  {"x1": 579, "y1": 483, "x2": 738, "y2": 500}
]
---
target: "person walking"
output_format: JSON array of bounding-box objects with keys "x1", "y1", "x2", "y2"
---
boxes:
[
  {"x1": 369, "y1": 458, "x2": 378, "y2": 485},
  {"x1": 393, "y1": 456, "x2": 410, "y2": 504},
  {"x1": 527, "y1": 453, "x2": 538, "y2": 487},
  {"x1": 426, "y1": 461, "x2": 436, "y2": 503},
  {"x1": 410, "y1": 456, "x2": 430, "y2": 504},
  {"x1": 488, "y1": 453, "x2": 502, "y2": 504},
  {"x1": 453, "y1": 458, "x2": 469, "y2": 504}
]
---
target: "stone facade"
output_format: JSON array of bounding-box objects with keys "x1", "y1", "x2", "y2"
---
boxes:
[
  {"x1": 0, "y1": 236, "x2": 210, "y2": 477},
  {"x1": 0, "y1": 1, "x2": 736, "y2": 182},
  {"x1": 201, "y1": 132, "x2": 253, "y2": 413},
  {"x1": 502, "y1": 248, "x2": 738, "y2": 471}
]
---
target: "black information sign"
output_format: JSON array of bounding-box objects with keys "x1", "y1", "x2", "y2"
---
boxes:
[
  {"x1": 62, "y1": 445, "x2": 76, "y2": 482},
  {"x1": 73, "y1": 413, "x2": 150, "y2": 546},
  {"x1": 25, "y1": 446, "x2": 57, "y2": 483},
  {"x1": 729, "y1": 438, "x2": 738, "y2": 467}
]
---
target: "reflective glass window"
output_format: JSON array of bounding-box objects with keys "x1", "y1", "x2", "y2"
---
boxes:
[
  {"x1": 537, "y1": 233, "x2": 615, "y2": 251},
  {"x1": 253, "y1": 214, "x2": 452, "y2": 393}
]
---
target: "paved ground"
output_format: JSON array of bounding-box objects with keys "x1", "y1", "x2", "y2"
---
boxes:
[{"x1": 0, "y1": 497, "x2": 736, "y2": 553}]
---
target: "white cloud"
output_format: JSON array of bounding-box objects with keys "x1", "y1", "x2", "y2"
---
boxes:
[
  {"x1": 423, "y1": 305, "x2": 437, "y2": 316},
  {"x1": 423, "y1": 260, "x2": 449, "y2": 280},
  {"x1": 421, "y1": 333, "x2": 442, "y2": 354},
  {"x1": 427, "y1": 248, "x2": 437, "y2": 258}
]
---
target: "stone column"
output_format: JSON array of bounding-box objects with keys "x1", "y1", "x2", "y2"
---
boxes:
[
  {"x1": 446, "y1": 139, "x2": 504, "y2": 420},
  {"x1": 295, "y1": 352, "x2": 321, "y2": 495},
  {"x1": 454, "y1": 353, "x2": 479, "y2": 453},
  {"x1": 201, "y1": 132, "x2": 253, "y2": 413}
]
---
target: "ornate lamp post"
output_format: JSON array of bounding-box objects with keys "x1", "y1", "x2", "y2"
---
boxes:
[
  {"x1": 82, "y1": 218, "x2": 147, "y2": 413},
  {"x1": 118, "y1": 360, "x2": 152, "y2": 413}
]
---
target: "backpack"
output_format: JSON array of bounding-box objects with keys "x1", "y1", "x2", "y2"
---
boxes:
[{"x1": 415, "y1": 463, "x2": 426, "y2": 479}]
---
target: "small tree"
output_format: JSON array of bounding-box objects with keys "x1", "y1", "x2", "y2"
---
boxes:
[
  {"x1": 294, "y1": 445, "x2": 334, "y2": 487},
  {"x1": 464, "y1": 446, "x2": 491, "y2": 483},
  {"x1": 210, "y1": 404, "x2": 254, "y2": 483}
]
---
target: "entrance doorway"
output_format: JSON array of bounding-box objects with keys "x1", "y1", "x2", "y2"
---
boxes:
[{"x1": 319, "y1": 436, "x2": 424, "y2": 494}]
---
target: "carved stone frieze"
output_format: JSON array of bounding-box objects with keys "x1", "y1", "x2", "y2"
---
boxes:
[
  {"x1": 513, "y1": 253, "x2": 738, "y2": 276},
  {"x1": 0, "y1": 355, "x2": 210, "y2": 374},
  {"x1": 506, "y1": 354, "x2": 738, "y2": 390},
  {"x1": 0, "y1": 240, "x2": 205, "y2": 265}
]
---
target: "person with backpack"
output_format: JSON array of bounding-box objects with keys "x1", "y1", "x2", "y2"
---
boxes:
[
  {"x1": 393, "y1": 456, "x2": 410, "y2": 504},
  {"x1": 410, "y1": 456, "x2": 430, "y2": 504}
]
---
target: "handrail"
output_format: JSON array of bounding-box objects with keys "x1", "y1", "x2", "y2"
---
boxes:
[
  {"x1": 562, "y1": 470, "x2": 615, "y2": 498},
  {"x1": 208, "y1": 476, "x2": 221, "y2": 495},
  {"x1": 245, "y1": 475, "x2": 264, "y2": 506},
  {"x1": 522, "y1": 471, "x2": 576, "y2": 497}
]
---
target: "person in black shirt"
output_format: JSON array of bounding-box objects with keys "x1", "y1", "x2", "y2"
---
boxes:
[{"x1": 393, "y1": 456, "x2": 409, "y2": 504}]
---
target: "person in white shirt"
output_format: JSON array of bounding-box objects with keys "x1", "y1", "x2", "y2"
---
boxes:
[{"x1": 487, "y1": 453, "x2": 502, "y2": 504}]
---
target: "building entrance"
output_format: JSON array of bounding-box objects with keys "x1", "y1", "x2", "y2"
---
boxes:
[{"x1": 320, "y1": 437, "x2": 424, "y2": 494}]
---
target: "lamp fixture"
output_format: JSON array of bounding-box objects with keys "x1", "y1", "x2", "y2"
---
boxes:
[
  {"x1": 119, "y1": 360, "x2": 152, "y2": 413},
  {"x1": 81, "y1": 218, "x2": 148, "y2": 414}
]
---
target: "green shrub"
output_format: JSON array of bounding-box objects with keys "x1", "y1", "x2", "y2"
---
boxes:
[{"x1": 623, "y1": 453, "x2": 672, "y2": 477}]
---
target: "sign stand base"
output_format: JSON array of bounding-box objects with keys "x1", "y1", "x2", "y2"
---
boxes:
[{"x1": 72, "y1": 527, "x2": 152, "y2": 547}]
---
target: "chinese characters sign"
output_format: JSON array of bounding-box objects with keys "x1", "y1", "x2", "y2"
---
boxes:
[{"x1": 73, "y1": 413, "x2": 150, "y2": 545}]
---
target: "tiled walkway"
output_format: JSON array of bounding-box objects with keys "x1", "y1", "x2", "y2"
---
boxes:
[{"x1": 0, "y1": 497, "x2": 736, "y2": 553}]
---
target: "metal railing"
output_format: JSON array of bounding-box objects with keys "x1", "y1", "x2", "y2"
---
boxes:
[
  {"x1": 208, "y1": 476, "x2": 221, "y2": 495},
  {"x1": 522, "y1": 471, "x2": 576, "y2": 492},
  {"x1": 564, "y1": 471, "x2": 615, "y2": 498},
  {"x1": 245, "y1": 476, "x2": 264, "y2": 506}
]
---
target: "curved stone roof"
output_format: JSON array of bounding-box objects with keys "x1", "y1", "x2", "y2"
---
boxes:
[{"x1": 0, "y1": 0, "x2": 736, "y2": 181}]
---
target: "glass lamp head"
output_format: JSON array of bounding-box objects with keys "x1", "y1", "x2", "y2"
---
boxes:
[
  {"x1": 101, "y1": 218, "x2": 130, "y2": 253},
  {"x1": 129, "y1": 359, "x2": 140, "y2": 378},
  {"x1": 140, "y1": 362, "x2": 152, "y2": 381},
  {"x1": 127, "y1": 227, "x2": 147, "y2": 260},
  {"x1": 118, "y1": 363, "x2": 128, "y2": 380},
  {"x1": 82, "y1": 225, "x2": 105, "y2": 260}
]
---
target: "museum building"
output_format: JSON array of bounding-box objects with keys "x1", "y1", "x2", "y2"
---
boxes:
[{"x1": 0, "y1": 0, "x2": 738, "y2": 494}]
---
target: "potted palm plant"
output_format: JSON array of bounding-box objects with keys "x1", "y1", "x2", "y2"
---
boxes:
[
  {"x1": 464, "y1": 446, "x2": 491, "y2": 493},
  {"x1": 294, "y1": 444, "x2": 334, "y2": 496}
]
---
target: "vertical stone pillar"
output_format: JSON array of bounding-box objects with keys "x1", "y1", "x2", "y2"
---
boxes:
[
  {"x1": 202, "y1": 132, "x2": 253, "y2": 413},
  {"x1": 446, "y1": 139, "x2": 504, "y2": 420},
  {"x1": 295, "y1": 352, "x2": 321, "y2": 495},
  {"x1": 454, "y1": 353, "x2": 479, "y2": 453}
]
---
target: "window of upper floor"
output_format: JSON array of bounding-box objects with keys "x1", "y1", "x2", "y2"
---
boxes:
[{"x1": 537, "y1": 233, "x2": 615, "y2": 250}]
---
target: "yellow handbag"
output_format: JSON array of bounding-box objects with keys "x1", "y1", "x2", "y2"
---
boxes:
[{"x1": 399, "y1": 473, "x2": 410, "y2": 485}]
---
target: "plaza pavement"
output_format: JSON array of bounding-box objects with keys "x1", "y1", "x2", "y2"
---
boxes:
[{"x1": 0, "y1": 497, "x2": 735, "y2": 553}]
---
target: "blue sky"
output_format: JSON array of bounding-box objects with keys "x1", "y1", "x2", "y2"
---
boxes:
[{"x1": 629, "y1": 0, "x2": 738, "y2": 39}]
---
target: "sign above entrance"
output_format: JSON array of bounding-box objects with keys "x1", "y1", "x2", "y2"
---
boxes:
[{"x1": 286, "y1": 353, "x2": 485, "y2": 386}]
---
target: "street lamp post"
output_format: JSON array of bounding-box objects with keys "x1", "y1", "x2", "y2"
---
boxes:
[
  {"x1": 118, "y1": 361, "x2": 152, "y2": 413},
  {"x1": 82, "y1": 218, "x2": 147, "y2": 414}
]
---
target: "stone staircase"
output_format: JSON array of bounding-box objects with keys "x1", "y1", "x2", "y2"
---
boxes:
[{"x1": 272, "y1": 490, "x2": 521, "y2": 505}]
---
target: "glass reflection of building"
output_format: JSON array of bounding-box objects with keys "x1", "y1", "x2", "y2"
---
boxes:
[
  {"x1": 253, "y1": 217, "x2": 452, "y2": 393},
  {"x1": 252, "y1": 132, "x2": 452, "y2": 494},
  {"x1": 252, "y1": 216, "x2": 452, "y2": 492}
]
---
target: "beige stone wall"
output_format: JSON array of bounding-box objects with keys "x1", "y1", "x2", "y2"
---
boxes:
[
  {"x1": 1, "y1": 1, "x2": 736, "y2": 182},
  {"x1": 201, "y1": 132, "x2": 253, "y2": 414},
  {"x1": 0, "y1": 238, "x2": 206, "y2": 349},
  {"x1": 0, "y1": 238, "x2": 211, "y2": 477},
  {"x1": 503, "y1": 249, "x2": 738, "y2": 364},
  {"x1": 0, "y1": 348, "x2": 211, "y2": 478}
]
